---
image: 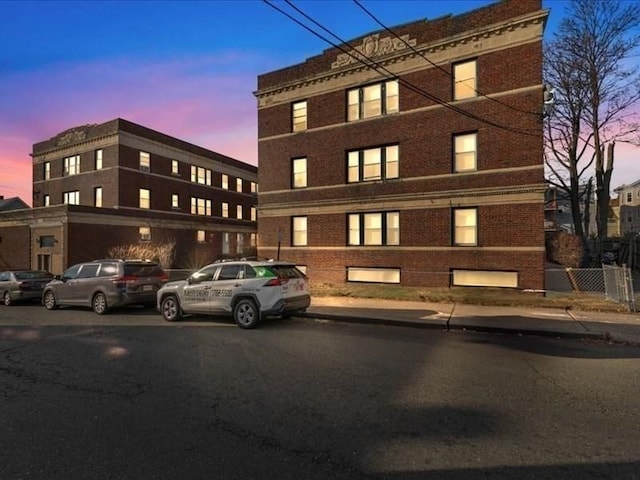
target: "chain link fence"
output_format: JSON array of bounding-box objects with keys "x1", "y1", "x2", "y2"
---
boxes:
[{"x1": 546, "y1": 265, "x2": 636, "y2": 311}]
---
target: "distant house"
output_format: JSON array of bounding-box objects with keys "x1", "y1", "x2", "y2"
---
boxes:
[
  {"x1": 544, "y1": 185, "x2": 596, "y2": 236},
  {"x1": 0, "y1": 196, "x2": 29, "y2": 212},
  {"x1": 614, "y1": 180, "x2": 640, "y2": 236},
  {"x1": 0, "y1": 118, "x2": 257, "y2": 274},
  {"x1": 607, "y1": 197, "x2": 620, "y2": 238}
]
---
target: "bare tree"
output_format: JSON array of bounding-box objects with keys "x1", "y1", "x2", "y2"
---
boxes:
[{"x1": 544, "y1": 0, "x2": 640, "y2": 264}]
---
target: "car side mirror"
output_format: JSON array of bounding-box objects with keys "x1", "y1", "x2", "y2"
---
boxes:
[{"x1": 187, "y1": 277, "x2": 194, "y2": 285}]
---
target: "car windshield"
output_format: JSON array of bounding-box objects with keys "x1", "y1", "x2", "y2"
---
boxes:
[
  {"x1": 124, "y1": 264, "x2": 164, "y2": 277},
  {"x1": 14, "y1": 271, "x2": 52, "y2": 280}
]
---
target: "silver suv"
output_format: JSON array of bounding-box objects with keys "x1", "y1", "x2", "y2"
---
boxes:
[
  {"x1": 43, "y1": 259, "x2": 168, "y2": 314},
  {"x1": 157, "y1": 260, "x2": 310, "y2": 328}
]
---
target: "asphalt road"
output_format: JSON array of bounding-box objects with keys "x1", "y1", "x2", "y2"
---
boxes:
[{"x1": 1, "y1": 304, "x2": 640, "y2": 480}]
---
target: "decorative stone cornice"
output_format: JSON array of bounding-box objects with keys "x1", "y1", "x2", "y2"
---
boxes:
[{"x1": 255, "y1": 9, "x2": 548, "y2": 104}]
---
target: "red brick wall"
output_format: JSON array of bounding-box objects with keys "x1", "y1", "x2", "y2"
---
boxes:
[{"x1": 0, "y1": 226, "x2": 30, "y2": 270}]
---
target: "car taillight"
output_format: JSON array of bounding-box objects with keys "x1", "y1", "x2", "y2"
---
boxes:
[
  {"x1": 113, "y1": 275, "x2": 137, "y2": 286},
  {"x1": 265, "y1": 278, "x2": 289, "y2": 287},
  {"x1": 159, "y1": 272, "x2": 169, "y2": 283}
]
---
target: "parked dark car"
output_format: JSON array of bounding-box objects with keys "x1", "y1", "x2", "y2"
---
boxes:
[
  {"x1": 42, "y1": 259, "x2": 168, "y2": 314},
  {"x1": 0, "y1": 270, "x2": 54, "y2": 306}
]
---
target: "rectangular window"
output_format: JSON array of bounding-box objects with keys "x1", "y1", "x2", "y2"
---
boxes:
[
  {"x1": 348, "y1": 212, "x2": 399, "y2": 246},
  {"x1": 139, "y1": 189, "x2": 150, "y2": 209},
  {"x1": 39, "y1": 235, "x2": 55, "y2": 247},
  {"x1": 347, "y1": 80, "x2": 399, "y2": 121},
  {"x1": 236, "y1": 178, "x2": 243, "y2": 192},
  {"x1": 454, "y1": 60, "x2": 477, "y2": 100},
  {"x1": 44, "y1": 162, "x2": 50, "y2": 180},
  {"x1": 95, "y1": 149, "x2": 103, "y2": 170},
  {"x1": 197, "y1": 230, "x2": 206, "y2": 243},
  {"x1": 452, "y1": 270, "x2": 518, "y2": 288},
  {"x1": 172, "y1": 160, "x2": 179, "y2": 175},
  {"x1": 37, "y1": 254, "x2": 51, "y2": 272},
  {"x1": 347, "y1": 267, "x2": 400, "y2": 284},
  {"x1": 250, "y1": 233, "x2": 257, "y2": 247},
  {"x1": 63, "y1": 155, "x2": 80, "y2": 176},
  {"x1": 251, "y1": 207, "x2": 257, "y2": 222},
  {"x1": 627, "y1": 192, "x2": 633, "y2": 203},
  {"x1": 236, "y1": 233, "x2": 244, "y2": 254},
  {"x1": 292, "y1": 100, "x2": 307, "y2": 132},
  {"x1": 222, "y1": 174, "x2": 229, "y2": 190},
  {"x1": 63, "y1": 191, "x2": 79, "y2": 205},
  {"x1": 94, "y1": 187, "x2": 102, "y2": 207},
  {"x1": 43, "y1": 194, "x2": 50, "y2": 207},
  {"x1": 172, "y1": 194, "x2": 179, "y2": 209},
  {"x1": 139, "y1": 227, "x2": 151, "y2": 241},
  {"x1": 454, "y1": 133, "x2": 477, "y2": 172},
  {"x1": 190, "y1": 165, "x2": 211, "y2": 185},
  {"x1": 222, "y1": 232, "x2": 230, "y2": 254},
  {"x1": 237, "y1": 205, "x2": 243, "y2": 220},
  {"x1": 251, "y1": 181, "x2": 257, "y2": 193},
  {"x1": 292, "y1": 216, "x2": 307, "y2": 246},
  {"x1": 292, "y1": 157, "x2": 307, "y2": 188},
  {"x1": 190, "y1": 197, "x2": 211, "y2": 216},
  {"x1": 140, "y1": 151, "x2": 150, "y2": 172},
  {"x1": 222, "y1": 202, "x2": 229, "y2": 218},
  {"x1": 347, "y1": 145, "x2": 398, "y2": 183},
  {"x1": 453, "y1": 208, "x2": 477, "y2": 246}
]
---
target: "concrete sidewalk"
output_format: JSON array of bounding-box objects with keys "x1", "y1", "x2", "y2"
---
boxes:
[{"x1": 300, "y1": 296, "x2": 640, "y2": 345}]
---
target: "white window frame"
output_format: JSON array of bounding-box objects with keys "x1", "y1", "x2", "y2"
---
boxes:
[
  {"x1": 94, "y1": 187, "x2": 103, "y2": 208},
  {"x1": 454, "y1": 132, "x2": 477, "y2": 172},
  {"x1": 139, "y1": 152, "x2": 150, "y2": 172},
  {"x1": 347, "y1": 267, "x2": 401, "y2": 284},
  {"x1": 222, "y1": 202, "x2": 229, "y2": 218},
  {"x1": 139, "y1": 189, "x2": 150, "y2": 209},
  {"x1": 251, "y1": 207, "x2": 257, "y2": 222},
  {"x1": 348, "y1": 145, "x2": 398, "y2": 183},
  {"x1": 292, "y1": 100, "x2": 307, "y2": 132},
  {"x1": 63, "y1": 190, "x2": 79, "y2": 205},
  {"x1": 172, "y1": 194, "x2": 179, "y2": 209},
  {"x1": 171, "y1": 160, "x2": 179, "y2": 175},
  {"x1": 237, "y1": 205, "x2": 243, "y2": 220},
  {"x1": 63, "y1": 155, "x2": 80, "y2": 176},
  {"x1": 44, "y1": 162, "x2": 50, "y2": 180},
  {"x1": 95, "y1": 150, "x2": 103, "y2": 170},
  {"x1": 43, "y1": 194, "x2": 50, "y2": 207},
  {"x1": 347, "y1": 80, "x2": 398, "y2": 121},
  {"x1": 292, "y1": 157, "x2": 307, "y2": 188},
  {"x1": 453, "y1": 208, "x2": 477, "y2": 246},
  {"x1": 348, "y1": 212, "x2": 399, "y2": 246},
  {"x1": 190, "y1": 197, "x2": 211, "y2": 216},
  {"x1": 222, "y1": 174, "x2": 229, "y2": 190},
  {"x1": 453, "y1": 60, "x2": 477, "y2": 101},
  {"x1": 236, "y1": 178, "x2": 243, "y2": 192},
  {"x1": 139, "y1": 227, "x2": 151, "y2": 241},
  {"x1": 292, "y1": 216, "x2": 307, "y2": 246},
  {"x1": 197, "y1": 230, "x2": 206, "y2": 243}
]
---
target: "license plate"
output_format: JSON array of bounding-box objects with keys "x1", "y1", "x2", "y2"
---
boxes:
[{"x1": 143, "y1": 285, "x2": 154, "y2": 291}]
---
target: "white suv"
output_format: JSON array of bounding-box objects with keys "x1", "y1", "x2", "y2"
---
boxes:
[{"x1": 157, "y1": 260, "x2": 310, "y2": 328}]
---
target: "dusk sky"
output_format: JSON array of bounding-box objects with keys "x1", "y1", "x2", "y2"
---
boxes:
[{"x1": 1, "y1": 0, "x2": 637, "y2": 205}]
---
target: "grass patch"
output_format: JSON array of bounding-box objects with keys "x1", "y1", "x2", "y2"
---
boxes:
[{"x1": 310, "y1": 283, "x2": 631, "y2": 313}]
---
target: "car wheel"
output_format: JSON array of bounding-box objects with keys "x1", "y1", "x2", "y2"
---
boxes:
[
  {"x1": 92, "y1": 292, "x2": 108, "y2": 315},
  {"x1": 43, "y1": 290, "x2": 58, "y2": 310},
  {"x1": 161, "y1": 295, "x2": 181, "y2": 322},
  {"x1": 233, "y1": 298, "x2": 259, "y2": 329},
  {"x1": 3, "y1": 291, "x2": 13, "y2": 306}
]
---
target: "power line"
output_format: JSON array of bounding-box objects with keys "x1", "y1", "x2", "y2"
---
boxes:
[
  {"x1": 352, "y1": 0, "x2": 543, "y2": 118},
  {"x1": 262, "y1": 0, "x2": 540, "y2": 137}
]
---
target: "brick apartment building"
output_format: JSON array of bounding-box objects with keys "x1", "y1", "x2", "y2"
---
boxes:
[
  {"x1": 0, "y1": 118, "x2": 257, "y2": 274},
  {"x1": 255, "y1": 0, "x2": 548, "y2": 289}
]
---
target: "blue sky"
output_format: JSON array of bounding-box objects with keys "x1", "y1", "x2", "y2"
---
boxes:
[{"x1": 4, "y1": 0, "x2": 633, "y2": 204}]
